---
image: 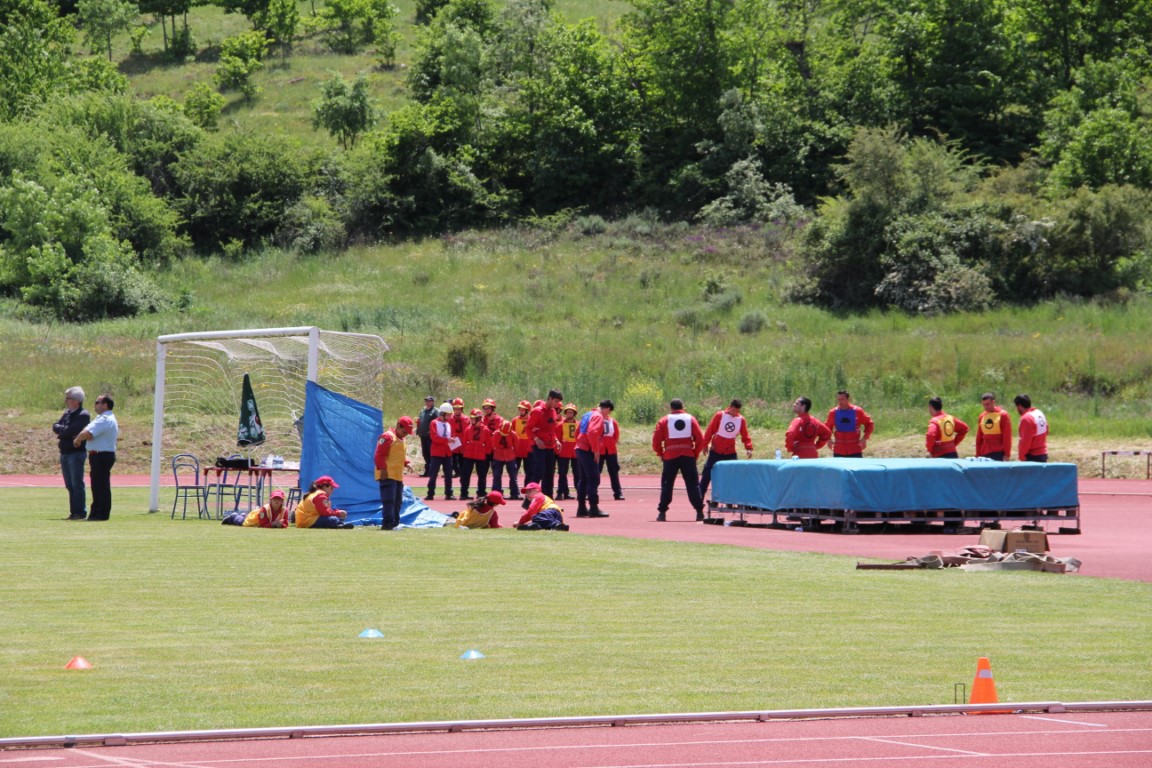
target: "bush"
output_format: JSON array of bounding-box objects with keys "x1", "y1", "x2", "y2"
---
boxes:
[
  {"x1": 445, "y1": 330, "x2": 488, "y2": 377},
  {"x1": 738, "y1": 310, "x2": 767, "y2": 334},
  {"x1": 277, "y1": 195, "x2": 346, "y2": 253},
  {"x1": 619, "y1": 375, "x2": 664, "y2": 424},
  {"x1": 183, "y1": 83, "x2": 225, "y2": 131},
  {"x1": 172, "y1": 132, "x2": 316, "y2": 251}
]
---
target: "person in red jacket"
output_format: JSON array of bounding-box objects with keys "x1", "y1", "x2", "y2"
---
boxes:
[
  {"x1": 1014, "y1": 393, "x2": 1049, "y2": 462},
  {"x1": 575, "y1": 399, "x2": 613, "y2": 518},
  {"x1": 458, "y1": 409, "x2": 492, "y2": 500},
  {"x1": 508, "y1": 399, "x2": 532, "y2": 499},
  {"x1": 449, "y1": 397, "x2": 467, "y2": 478},
  {"x1": 785, "y1": 396, "x2": 831, "y2": 459},
  {"x1": 699, "y1": 398, "x2": 754, "y2": 499},
  {"x1": 825, "y1": 390, "x2": 874, "y2": 458},
  {"x1": 477, "y1": 398, "x2": 503, "y2": 496},
  {"x1": 554, "y1": 403, "x2": 579, "y2": 500},
  {"x1": 975, "y1": 392, "x2": 1013, "y2": 461},
  {"x1": 526, "y1": 389, "x2": 563, "y2": 496},
  {"x1": 490, "y1": 420, "x2": 520, "y2": 498},
  {"x1": 426, "y1": 403, "x2": 457, "y2": 500},
  {"x1": 926, "y1": 396, "x2": 969, "y2": 458},
  {"x1": 598, "y1": 407, "x2": 624, "y2": 500},
  {"x1": 652, "y1": 398, "x2": 706, "y2": 522}
]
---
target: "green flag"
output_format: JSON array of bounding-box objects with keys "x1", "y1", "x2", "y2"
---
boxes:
[{"x1": 237, "y1": 373, "x2": 266, "y2": 447}]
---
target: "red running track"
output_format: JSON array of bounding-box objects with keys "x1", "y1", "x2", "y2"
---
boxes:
[
  {"x1": 4, "y1": 475, "x2": 1151, "y2": 582},
  {"x1": 14, "y1": 710, "x2": 1152, "y2": 768}
]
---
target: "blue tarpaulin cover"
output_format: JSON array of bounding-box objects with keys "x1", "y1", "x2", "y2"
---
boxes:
[
  {"x1": 300, "y1": 381, "x2": 449, "y2": 527},
  {"x1": 711, "y1": 458, "x2": 1079, "y2": 512}
]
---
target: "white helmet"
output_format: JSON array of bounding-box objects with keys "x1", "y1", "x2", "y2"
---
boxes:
[{"x1": 439, "y1": 402, "x2": 453, "y2": 414}]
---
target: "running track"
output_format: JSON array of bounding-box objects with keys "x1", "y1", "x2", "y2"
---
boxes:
[
  {"x1": 6, "y1": 710, "x2": 1151, "y2": 767},
  {"x1": 4, "y1": 474, "x2": 1151, "y2": 765}
]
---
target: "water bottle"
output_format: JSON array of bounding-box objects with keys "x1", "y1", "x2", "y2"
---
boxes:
[
  {"x1": 274, "y1": 455, "x2": 284, "y2": 468},
  {"x1": 774, "y1": 449, "x2": 782, "y2": 460}
]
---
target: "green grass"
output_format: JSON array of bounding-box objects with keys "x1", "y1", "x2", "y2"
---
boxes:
[{"x1": 2, "y1": 488, "x2": 1150, "y2": 737}]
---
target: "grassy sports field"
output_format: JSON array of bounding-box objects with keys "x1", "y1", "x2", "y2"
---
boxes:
[{"x1": 2, "y1": 487, "x2": 1150, "y2": 738}]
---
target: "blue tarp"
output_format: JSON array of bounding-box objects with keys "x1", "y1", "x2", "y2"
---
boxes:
[
  {"x1": 300, "y1": 381, "x2": 449, "y2": 527},
  {"x1": 711, "y1": 458, "x2": 1079, "y2": 512}
]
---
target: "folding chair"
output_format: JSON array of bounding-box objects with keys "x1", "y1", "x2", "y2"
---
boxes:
[{"x1": 171, "y1": 454, "x2": 208, "y2": 520}]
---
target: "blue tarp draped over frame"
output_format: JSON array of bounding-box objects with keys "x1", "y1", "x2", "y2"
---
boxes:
[
  {"x1": 711, "y1": 458, "x2": 1079, "y2": 512},
  {"x1": 300, "y1": 381, "x2": 449, "y2": 527}
]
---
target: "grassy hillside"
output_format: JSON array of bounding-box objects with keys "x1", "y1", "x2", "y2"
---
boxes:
[
  {"x1": 113, "y1": 0, "x2": 633, "y2": 146},
  {"x1": 3, "y1": 223, "x2": 1151, "y2": 477}
]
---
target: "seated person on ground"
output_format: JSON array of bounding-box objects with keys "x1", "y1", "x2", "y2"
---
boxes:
[
  {"x1": 296, "y1": 476, "x2": 353, "y2": 529},
  {"x1": 515, "y1": 482, "x2": 569, "y2": 531},
  {"x1": 222, "y1": 489, "x2": 289, "y2": 527},
  {"x1": 452, "y1": 491, "x2": 507, "y2": 529}
]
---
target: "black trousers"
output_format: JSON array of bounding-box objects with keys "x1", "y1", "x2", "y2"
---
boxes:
[
  {"x1": 529, "y1": 446, "x2": 557, "y2": 496},
  {"x1": 426, "y1": 456, "x2": 454, "y2": 497},
  {"x1": 658, "y1": 455, "x2": 702, "y2": 515},
  {"x1": 698, "y1": 450, "x2": 736, "y2": 498},
  {"x1": 574, "y1": 449, "x2": 600, "y2": 506},
  {"x1": 599, "y1": 453, "x2": 622, "y2": 497},
  {"x1": 88, "y1": 452, "x2": 116, "y2": 520}
]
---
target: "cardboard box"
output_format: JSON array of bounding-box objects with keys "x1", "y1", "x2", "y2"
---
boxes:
[{"x1": 979, "y1": 528, "x2": 1049, "y2": 553}]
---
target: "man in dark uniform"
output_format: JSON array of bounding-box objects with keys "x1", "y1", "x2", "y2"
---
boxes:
[{"x1": 53, "y1": 386, "x2": 90, "y2": 520}]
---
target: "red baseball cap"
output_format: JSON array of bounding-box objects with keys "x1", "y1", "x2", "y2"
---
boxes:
[
  {"x1": 396, "y1": 415, "x2": 416, "y2": 432},
  {"x1": 314, "y1": 475, "x2": 339, "y2": 488},
  {"x1": 486, "y1": 491, "x2": 506, "y2": 505},
  {"x1": 522, "y1": 482, "x2": 541, "y2": 492},
  {"x1": 269, "y1": 489, "x2": 286, "y2": 500}
]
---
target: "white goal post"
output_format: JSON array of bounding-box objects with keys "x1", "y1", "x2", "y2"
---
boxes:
[{"x1": 149, "y1": 327, "x2": 389, "y2": 512}]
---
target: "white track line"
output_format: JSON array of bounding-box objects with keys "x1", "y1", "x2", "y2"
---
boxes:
[
  {"x1": 569, "y1": 751, "x2": 1152, "y2": 768},
  {"x1": 72, "y1": 749, "x2": 214, "y2": 768},
  {"x1": 1019, "y1": 715, "x2": 1109, "y2": 727},
  {"x1": 858, "y1": 736, "x2": 987, "y2": 756}
]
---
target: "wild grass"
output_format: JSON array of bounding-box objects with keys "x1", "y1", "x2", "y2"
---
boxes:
[{"x1": 1, "y1": 487, "x2": 1149, "y2": 737}]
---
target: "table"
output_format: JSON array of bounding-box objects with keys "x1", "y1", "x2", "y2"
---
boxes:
[{"x1": 203, "y1": 461, "x2": 300, "y2": 517}]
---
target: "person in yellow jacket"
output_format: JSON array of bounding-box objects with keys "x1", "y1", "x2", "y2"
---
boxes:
[
  {"x1": 375, "y1": 416, "x2": 416, "y2": 530},
  {"x1": 295, "y1": 475, "x2": 353, "y2": 529},
  {"x1": 451, "y1": 491, "x2": 507, "y2": 529}
]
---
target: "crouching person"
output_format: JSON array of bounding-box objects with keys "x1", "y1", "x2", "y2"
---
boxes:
[
  {"x1": 296, "y1": 475, "x2": 354, "y2": 529},
  {"x1": 451, "y1": 491, "x2": 507, "y2": 529},
  {"x1": 514, "y1": 482, "x2": 569, "y2": 531},
  {"x1": 222, "y1": 489, "x2": 289, "y2": 527}
]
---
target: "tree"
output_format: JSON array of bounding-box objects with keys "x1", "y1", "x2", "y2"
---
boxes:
[
  {"x1": 312, "y1": 72, "x2": 377, "y2": 149},
  {"x1": 314, "y1": 0, "x2": 399, "y2": 55},
  {"x1": 0, "y1": 0, "x2": 76, "y2": 121},
  {"x1": 263, "y1": 0, "x2": 299, "y2": 58},
  {"x1": 78, "y1": 0, "x2": 137, "y2": 60},
  {"x1": 214, "y1": 30, "x2": 269, "y2": 101}
]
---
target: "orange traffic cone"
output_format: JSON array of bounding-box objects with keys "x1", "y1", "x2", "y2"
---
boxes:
[
  {"x1": 968, "y1": 656, "x2": 1009, "y2": 714},
  {"x1": 64, "y1": 656, "x2": 92, "y2": 670}
]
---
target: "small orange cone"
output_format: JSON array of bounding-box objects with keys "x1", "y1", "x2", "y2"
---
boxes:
[
  {"x1": 968, "y1": 656, "x2": 1009, "y2": 714},
  {"x1": 65, "y1": 656, "x2": 92, "y2": 670}
]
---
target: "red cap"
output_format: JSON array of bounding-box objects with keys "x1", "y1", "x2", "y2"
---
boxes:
[
  {"x1": 486, "y1": 491, "x2": 506, "y2": 505},
  {"x1": 518, "y1": 400, "x2": 531, "y2": 411},
  {"x1": 451, "y1": 397, "x2": 464, "y2": 407},
  {"x1": 483, "y1": 398, "x2": 496, "y2": 408},
  {"x1": 523, "y1": 482, "x2": 541, "y2": 492},
  {"x1": 396, "y1": 415, "x2": 415, "y2": 432},
  {"x1": 470, "y1": 408, "x2": 482, "y2": 417},
  {"x1": 314, "y1": 475, "x2": 339, "y2": 489},
  {"x1": 269, "y1": 489, "x2": 285, "y2": 500}
]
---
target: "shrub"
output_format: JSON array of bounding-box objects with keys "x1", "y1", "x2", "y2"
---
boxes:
[
  {"x1": 277, "y1": 195, "x2": 346, "y2": 253},
  {"x1": 445, "y1": 330, "x2": 488, "y2": 377},
  {"x1": 183, "y1": 82, "x2": 225, "y2": 131},
  {"x1": 214, "y1": 31, "x2": 269, "y2": 100},
  {"x1": 619, "y1": 375, "x2": 665, "y2": 424},
  {"x1": 738, "y1": 310, "x2": 767, "y2": 334},
  {"x1": 172, "y1": 132, "x2": 316, "y2": 251}
]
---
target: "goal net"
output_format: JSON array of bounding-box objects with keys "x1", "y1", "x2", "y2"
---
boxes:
[{"x1": 148, "y1": 327, "x2": 388, "y2": 512}]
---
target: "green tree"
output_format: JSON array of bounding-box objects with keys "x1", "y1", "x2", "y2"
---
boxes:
[
  {"x1": 315, "y1": 0, "x2": 399, "y2": 55},
  {"x1": 0, "y1": 0, "x2": 77, "y2": 121},
  {"x1": 312, "y1": 72, "x2": 377, "y2": 149},
  {"x1": 183, "y1": 81, "x2": 226, "y2": 130},
  {"x1": 78, "y1": 0, "x2": 138, "y2": 60},
  {"x1": 214, "y1": 30, "x2": 269, "y2": 101},
  {"x1": 263, "y1": 0, "x2": 299, "y2": 58}
]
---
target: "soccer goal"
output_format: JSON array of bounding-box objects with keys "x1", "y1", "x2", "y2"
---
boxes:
[{"x1": 148, "y1": 327, "x2": 389, "y2": 512}]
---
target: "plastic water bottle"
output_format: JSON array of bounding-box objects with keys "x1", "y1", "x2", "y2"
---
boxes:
[
  {"x1": 775, "y1": 449, "x2": 782, "y2": 460},
  {"x1": 273, "y1": 455, "x2": 284, "y2": 468}
]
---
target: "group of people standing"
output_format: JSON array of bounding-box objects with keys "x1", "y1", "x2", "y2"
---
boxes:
[{"x1": 53, "y1": 386, "x2": 120, "y2": 522}]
